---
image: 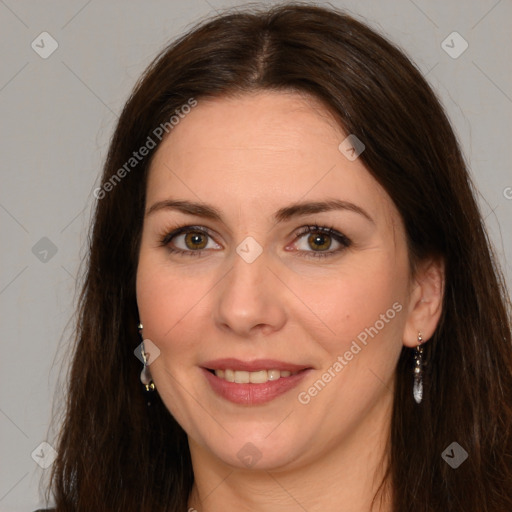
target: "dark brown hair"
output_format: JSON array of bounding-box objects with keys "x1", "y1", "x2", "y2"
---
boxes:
[{"x1": 45, "y1": 3, "x2": 512, "y2": 511}]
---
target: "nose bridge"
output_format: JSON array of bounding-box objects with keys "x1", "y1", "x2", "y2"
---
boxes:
[{"x1": 213, "y1": 248, "x2": 287, "y2": 336}]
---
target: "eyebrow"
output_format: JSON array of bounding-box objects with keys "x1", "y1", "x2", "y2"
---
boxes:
[{"x1": 146, "y1": 199, "x2": 374, "y2": 224}]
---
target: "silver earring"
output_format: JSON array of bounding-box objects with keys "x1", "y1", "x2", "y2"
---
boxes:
[
  {"x1": 413, "y1": 332, "x2": 425, "y2": 404},
  {"x1": 138, "y1": 323, "x2": 155, "y2": 397}
]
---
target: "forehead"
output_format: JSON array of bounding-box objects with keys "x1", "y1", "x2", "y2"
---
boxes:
[{"x1": 146, "y1": 91, "x2": 396, "y2": 225}]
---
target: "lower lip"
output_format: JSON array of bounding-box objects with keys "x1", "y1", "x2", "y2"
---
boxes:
[{"x1": 202, "y1": 367, "x2": 311, "y2": 405}]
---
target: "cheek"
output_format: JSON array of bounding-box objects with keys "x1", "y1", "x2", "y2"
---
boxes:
[
  {"x1": 295, "y1": 255, "x2": 408, "y2": 356},
  {"x1": 136, "y1": 250, "x2": 212, "y2": 357},
  {"x1": 136, "y1": 249, "x2": 176, "y2": 338}
]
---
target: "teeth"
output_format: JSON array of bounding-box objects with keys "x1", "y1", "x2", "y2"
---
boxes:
[
  {"x1": 249, "y1": 370, "x2": 267, "y2": 383},
  {"x1": 235, "y1": 371, "x2": 249, "y2": 384},
  {"x1": 268, "y1": 369, "x2": 280, "y2": 381},
  {"x1": 213, "y1": 368, "x2": 298, "y2": 383}
]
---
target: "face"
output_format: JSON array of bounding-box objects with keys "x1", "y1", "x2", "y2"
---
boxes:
[{"x1": 136, "y1": 91, "x2": 415, "y2": 471}]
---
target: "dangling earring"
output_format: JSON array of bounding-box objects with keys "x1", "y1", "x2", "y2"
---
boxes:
[
  {"x1": 138, "y1": 322, "x2": 155, "y2": 406},
  {"x1": 413, "y1": 332, "x2": 425, "y2": 404}
]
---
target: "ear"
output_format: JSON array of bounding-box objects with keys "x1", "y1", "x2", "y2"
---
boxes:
[{"x1": 403, "y1": 257, "x2": 445, "y2": 347}]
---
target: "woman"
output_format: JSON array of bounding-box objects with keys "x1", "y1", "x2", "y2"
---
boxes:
[{"x1": 41, "y1": 3, "x2": 512, "y2": 511}]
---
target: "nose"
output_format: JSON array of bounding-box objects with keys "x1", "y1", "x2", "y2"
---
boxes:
[{"x1": 212, "y1": 251, "x2": 287, "y2": 338}]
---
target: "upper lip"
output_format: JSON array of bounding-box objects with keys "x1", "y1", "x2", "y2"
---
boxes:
[{"x1": 202, "y1": 358, "x2": 311, "y2": 372}]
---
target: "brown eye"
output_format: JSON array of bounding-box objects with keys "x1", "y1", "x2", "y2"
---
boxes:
[
  {"x1": 162, "y1": 226, "x2": 222, "y2": 255},
  {"x1": 290, "y1": 225, "x2": 351, "y2": 259},
  {"x1": 307, "y1": 232, "x2": 332, "y2": 251},
  {"x1": 184, "y1": 231, "x2": 208, "y2": 250}
]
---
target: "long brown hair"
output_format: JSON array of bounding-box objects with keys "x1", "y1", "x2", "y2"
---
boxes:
[{"x1": 45, "y1": 3, "x2": 512, "y2": 511}]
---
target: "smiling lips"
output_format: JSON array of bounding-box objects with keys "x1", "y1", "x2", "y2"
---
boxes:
[{"x1": 201, "y1": 358, "x2": 312, "y2": 405}]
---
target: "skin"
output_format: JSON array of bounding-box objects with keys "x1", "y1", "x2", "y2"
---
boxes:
[{"x1": 136, "y1": 91, "x2": 444, "y2": 511}]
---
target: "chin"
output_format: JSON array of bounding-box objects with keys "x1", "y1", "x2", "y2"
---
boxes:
[{"x1": 199, "y1": 431, "x2": 308, "y2": 472}]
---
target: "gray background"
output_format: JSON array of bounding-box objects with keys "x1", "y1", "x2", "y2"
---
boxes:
[{"x1": 1, "y1": 0, "x2": 510, "y2": 510}]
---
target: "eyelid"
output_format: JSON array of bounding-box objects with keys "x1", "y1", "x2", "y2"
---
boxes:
[
  {"x1": 293, "y1": 224, "x2": 350, "y2": 243},
  {"x1": 288, "y1": 225, "x2": 351, "y2": 257},
  {"x1": 160, "y1": 224, "x2": 219, "y2": 246},
  {"x1": 159, "y1": 223, "x2": 351, "y2": 258}
]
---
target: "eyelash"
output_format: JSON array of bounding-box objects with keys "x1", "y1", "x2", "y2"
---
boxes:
[{"x1": 158, "y1": 224, "x2": 351, "y2": 259}]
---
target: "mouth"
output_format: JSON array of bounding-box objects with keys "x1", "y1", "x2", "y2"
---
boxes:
[
  {"x1": 201, "y1": 358, "x2": 313, "y2": 405},
  {"x1": 205, "y1": 368, "x2": 300, "y2": 383}
]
